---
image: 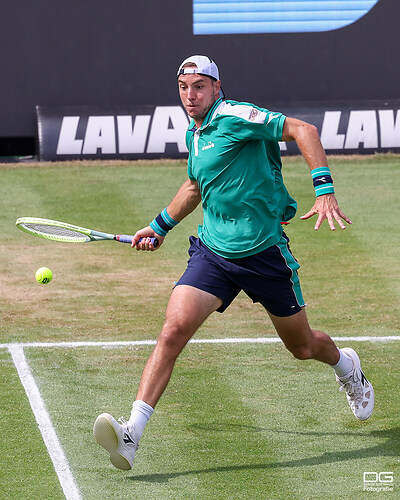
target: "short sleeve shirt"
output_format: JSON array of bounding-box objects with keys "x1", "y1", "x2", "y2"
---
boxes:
[{"x1": 185, "y1": 98, "x2": 297, "y2": 258}]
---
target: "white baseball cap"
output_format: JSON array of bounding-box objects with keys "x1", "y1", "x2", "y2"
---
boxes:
[{"x1": 177, "y1": 55, "x2": 220, "y2": 81}]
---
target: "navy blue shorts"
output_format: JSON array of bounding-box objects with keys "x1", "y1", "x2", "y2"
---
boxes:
[{"x1": 176, "y1": 235, "x2": 305, "y2": 317}]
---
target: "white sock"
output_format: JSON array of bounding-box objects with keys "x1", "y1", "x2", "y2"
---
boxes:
[
  {"x1": 127, "y1": 400, "x2": 154, "y2": 441},
  {"x1": 331, "y1": 349, "x2": 354, "y2": 378}
]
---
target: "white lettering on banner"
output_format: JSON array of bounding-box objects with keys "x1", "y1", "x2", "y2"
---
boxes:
[
  {"x1": 379, "y1": 109, "x2": 400, "y2": 147},
  {"x1": 56, "y1": 117, "x2": 83, "y2": 154},
  {"x1": 82, "y1": 116, "x2": 116, "y2": 154},
  {"x1": 345, "y1": 110, "x2": 378, "y2": 149},
  {"x1": 54, "y1": 107, "x2": 400, "y2": 156},
  {"x1": 55, "y1": 107, "x2": 189, "y2": 155},
  {"x1": 322, "y1": 109, "x2": 400, "y2": 150},
  {"x1": 321, "y1": 111, "x2": 346, "y2": 149},
  {"x1": 117, "y1": 115, "x2": 151, "y2": 154},
  {"x1": 147, "y1": 106, "x2": 189, "y2": 153}
]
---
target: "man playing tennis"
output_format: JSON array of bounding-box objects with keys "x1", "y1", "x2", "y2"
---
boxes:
[{"x1": 94, "y1": 55, "x2": 374, "y2": 471}]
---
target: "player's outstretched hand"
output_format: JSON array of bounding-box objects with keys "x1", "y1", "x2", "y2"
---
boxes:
[
  {"x1": 131, "y1": 226, "x2": 164, "y2": 251},
  {"x1": 300, "y1": 193, "x2": 352, "y2": 231}
]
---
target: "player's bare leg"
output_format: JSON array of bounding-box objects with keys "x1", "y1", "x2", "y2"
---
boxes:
[
  {"x1": 94, "y1": 285, "x2": 222, "y2": 470},
  {"x1": 136, "y1": 284, "x2": 223, "y2": 407},
  {"x1": 267, "y1": 308, "x2": 339, "y2": 364},
  {"x1": 268, "y1": 307, "x2": 374, "y2": 420}
]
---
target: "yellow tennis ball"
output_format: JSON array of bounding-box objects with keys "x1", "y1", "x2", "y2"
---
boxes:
[{"x1": 35, "y1": 267, "x2": 53, "y2": 284}]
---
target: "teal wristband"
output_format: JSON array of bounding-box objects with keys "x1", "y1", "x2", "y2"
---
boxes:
[
  {"x1": 149, "y1": 208, "x2": 179, "y2": 237},
  {"x1": 311, "y1": 167, "x2": 335, "y2": 197},
  {"x1": 149, "y1": 219, "x2": 168, "y2": 237},
  {"x1": 161, "y1": 208, "x2": 179, "y2": 228}
]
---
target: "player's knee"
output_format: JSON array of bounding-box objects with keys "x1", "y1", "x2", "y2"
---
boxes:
[
  {"x1": 157, "y1": 321, "x2": 190, "y2": 353},
  {"x1": 289, "y1": 343, "x2": 313, "y2": 360}
]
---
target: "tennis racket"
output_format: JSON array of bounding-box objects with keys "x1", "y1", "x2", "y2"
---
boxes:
[{"x1": 15, "y1": 217, "x2": 158, "y2": 247}]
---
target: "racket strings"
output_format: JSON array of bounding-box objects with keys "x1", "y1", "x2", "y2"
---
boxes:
[{"x1": 21, "y1": 223, "x2": 88, "y2": 241}]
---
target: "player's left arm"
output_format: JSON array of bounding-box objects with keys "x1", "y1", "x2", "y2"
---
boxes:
[
  {"x1": 133, "y1": 179, "x2": 201, "y2": 250},
  {"x1": 282, "y1": 117, "x2": 352, "y2": 231}
]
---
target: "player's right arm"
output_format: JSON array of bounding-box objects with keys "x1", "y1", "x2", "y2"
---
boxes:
[
  {"x1": 132, "y1": 179, "x2": 201, "y2": 250},
  {"x1": 166, "y1": 178, "x2": 201, "y2": 222}
]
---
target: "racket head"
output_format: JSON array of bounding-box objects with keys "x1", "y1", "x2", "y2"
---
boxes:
[{"x1": 16, "y1": 217, "x2": 92, "y2": 243}]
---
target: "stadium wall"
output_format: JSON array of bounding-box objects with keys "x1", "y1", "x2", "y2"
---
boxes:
[{"x1": 1, "y1": 0, "x2": 399, "y2": 158}]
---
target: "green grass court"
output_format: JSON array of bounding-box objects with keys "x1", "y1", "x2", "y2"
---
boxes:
[{"x1": 0, "y1": 156, "x2": 399, "y2": 499}]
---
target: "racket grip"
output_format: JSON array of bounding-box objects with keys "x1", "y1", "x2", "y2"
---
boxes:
[
  {"x1": 116, "y1": 234, "x2": 159, "y2": 247},
  {"x1": 139, "y1": 237, "x2": 159, "y2": 248}
]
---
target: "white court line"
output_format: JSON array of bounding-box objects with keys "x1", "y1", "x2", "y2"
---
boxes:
[
  {"x1": 1, "y1": 335, "x2": 400, "y2": 350},
  {"x1": 8, "y1": 345, "x2": 82, "y2": 500},
  {"x1": 2, "y1": 334, "x2": 399, "y2": 500}
]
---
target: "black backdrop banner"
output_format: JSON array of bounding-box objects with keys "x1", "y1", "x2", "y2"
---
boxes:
[
  {"x1": 37, "y1": 101, "x2": 400, "y2": 161},
  {"x1": 1, "y1": 0, "x2": 399, "y2": 141},
  {"x1": 37, "y1": 105, "x2": 190, "y2": 160}
]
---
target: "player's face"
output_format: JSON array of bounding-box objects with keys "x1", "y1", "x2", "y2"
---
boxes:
[{"x1": 178, "y1": 74, "x2": 221, "y2": 127}]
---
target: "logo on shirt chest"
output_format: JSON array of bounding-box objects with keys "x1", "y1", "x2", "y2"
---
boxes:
[{"x1": 201, "y1": 141, "x2": 215, "y2": 151}]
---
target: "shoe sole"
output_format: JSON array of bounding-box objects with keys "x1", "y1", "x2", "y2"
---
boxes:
[{"x1": 93, "y1": 413, "x2": 132, "y2": 470}]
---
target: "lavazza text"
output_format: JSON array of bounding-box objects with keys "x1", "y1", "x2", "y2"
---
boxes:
[{"x1": 55, "y1": 106, "x2": 400, "y2": 156}]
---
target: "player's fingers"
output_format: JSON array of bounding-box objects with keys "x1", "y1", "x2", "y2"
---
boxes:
[
  {"x1": 144, "y1": 237, "x2": 159, "y2": 251},
  {"x1": 338, "y1": 209, "x2": 352, "y2": 225},
  {"x1": 134, "y1": 234, "x2": 162, "y2": 251},
  {"x1": 135, "y1": 239, "x2": 143, "y2": 251},
  {"x1": 132, "y1": 235, "x2": 148, "y2": 250},
  {"x1": 314, "y1": 213, "x2": 325, "y2": 230},
  {"x1": 326, "y1": 212, "x2": 336, "y2": 231},
  {"x1": 141, "y1": 237, "x2": 152, "y2": 251},
  {"x1": 146, "y1": 237, "x2": 156, "y2": 251},
  {"x1": 131, "y1": 236, "x2": 141, "y2": 248},
  {"x1": 333, "y1": 210, "x2": 347, "y2": 230},
  {"x1": 300, "y1": 208, "x2": 317, "y2": 220}
]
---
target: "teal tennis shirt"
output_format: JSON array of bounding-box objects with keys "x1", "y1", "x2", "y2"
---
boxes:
[{"x1": 186, "y1": 98, "x2": 297, "y2": 259}]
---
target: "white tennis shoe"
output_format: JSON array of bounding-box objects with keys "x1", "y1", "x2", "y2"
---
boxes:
[
  {"x1": 93, "y1": 413, "x2": 138, "y2": 470},
  {"x1": 336, "y1": 348, "x2": 374, "y2": 420}
]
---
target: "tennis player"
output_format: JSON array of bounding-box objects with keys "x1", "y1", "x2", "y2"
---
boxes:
[{"x1": 94, "y1": 55, "x2": 374, "y2": 470}]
